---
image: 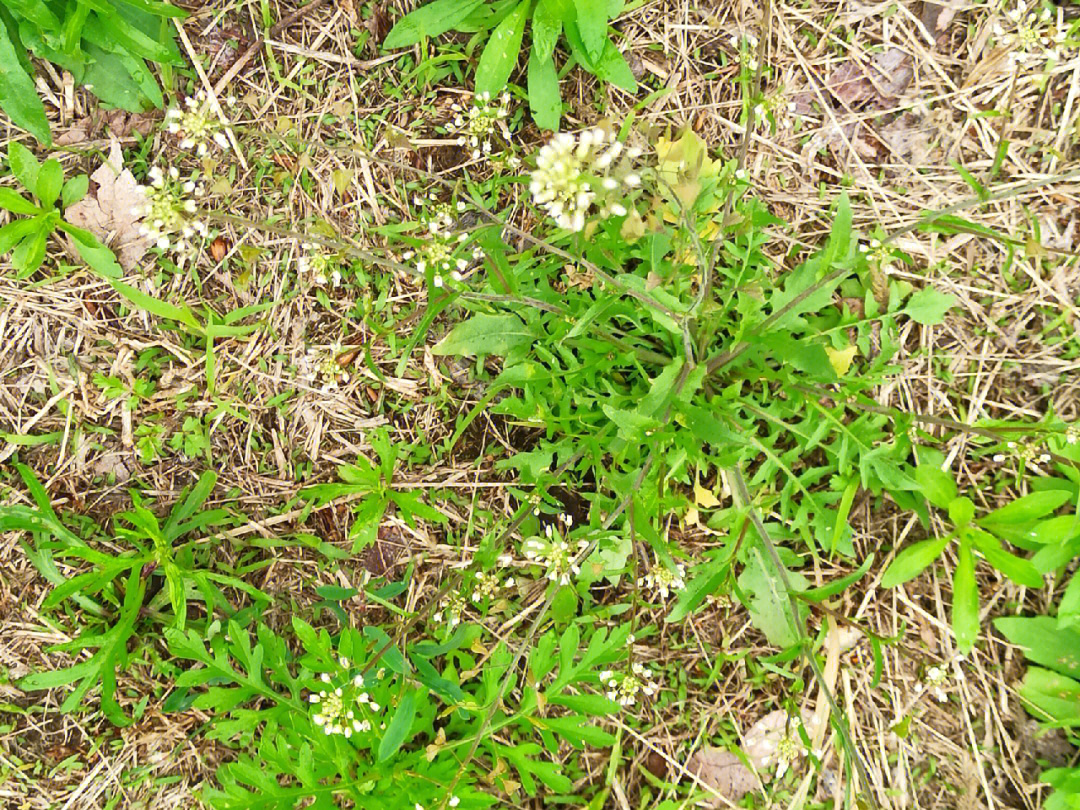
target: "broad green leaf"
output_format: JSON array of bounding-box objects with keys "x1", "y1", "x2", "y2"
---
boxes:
[
  {"x1": 6, "y1": 0, "x2": 62, "y2": 29},
  {"x1": 952, "y1": 538, "x2": 978, "y2": 654},
  {"x1": 0, "y1": 187, "x2": 39, "y2": 214},
  {"x1": 532, "y1": 0, "x2": 563, "y2": 61},
  {"x1": 378, "y1": 690, "x2": 418, "y2": 761},
  {"x1": 737, "y1": 545, "x2": 807, "y2": 648},
  {"x1": 432, "y1": 313, "x2": 533, "y2": 356},
  {"x1": 547, "y1": 692, "x2": 620, "y2": 715},
  {"x1": 81, "y1": 43, "x2": 155, "y2": 112},
  {"x1": 61, "y1": 174, "x2": 89, "y2": 208},
  {"x1": 474, "y1": 0, "x2": 528, "y2": 98},
  {"x1": 1019, "y1": 667, "x2": 1080, "y2": 725},
  {"x1": 880, "y1": 536, "x2": 949, "y2": 588},
  {"x1": 8, "y1": 141, "x2": 41, "y2": 193},
  {"x1": 980, "y1": 490, "x2": 1072, "y2": 526},
  {"x1": 573, "y1": 0, "x2": 608, "y2": 62},
  {"x1": 591, "y1": 39, "x2": 637, "y2": 92},
  {"x1": 541, "y1": 715, "x2": 616, "y2": 748},
  {"x1": 969, "y1": 529, "x2": 1043, "y2": 588},
  {"x1": 995, "y1": 616, "x2": 1080, "y2": 680},
  {"x1": 35, "y1": 158, "x2": 63, "y2": 208},
  {"x1": 0, "y1": 20, "x2": 51, "y2": 144},
  {"x1": 11, "y1": 221, "x2": 49, "y2": 274},
  {"x1": 948, "y1": 496, "x2": 974, "y2": 528},
  {"x1": 904, "y1": 287, "x2": 956, "y2": 325},
  {"x1": 382, "y1": 0, "x2": 484, "y2": 49},
  {"x1": 527, "y1": 51, "x2": 561, "y2": 131},
  {"x1": 915, "y1": 464, "x2": 957, "y2": 509},
  {"x1": 1058, "y1": 572, "x2": 1080, "y2": 629},
  {"x1": 0, "y1": 218, "x2": 39, "y2": 253},
  {"x1": 60, "y1": 223, "x2": 124, "y2": 279}
]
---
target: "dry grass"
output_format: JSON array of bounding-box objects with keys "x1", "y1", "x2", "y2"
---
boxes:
[{"x1": 1, "y1": 0, "x2": 1078, "y2": 806}]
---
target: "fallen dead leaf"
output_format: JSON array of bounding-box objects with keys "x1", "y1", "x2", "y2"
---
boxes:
[
  {"x1": 877, "y1": 111, "x2": 938, "y2": 164},
  {"x1": 210, "y1": 236, "x2": 229, "y2": 262},
  {"x1": 685, "y1": 708, "x2": 820, "y2": 806},
  {"x1": 827, "y1": 48, "x2": 914, "y2": 110},
  {"x1": 64, "y1": 139, "x2": 150, "y2": 270},
  {"x1": 55, "y1": 110, "x2": 156, "y2": 146}
]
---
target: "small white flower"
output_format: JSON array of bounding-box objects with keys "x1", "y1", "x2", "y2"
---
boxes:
[{"x1": 165, "y1": 90, "x2": 232, "y2": 155}]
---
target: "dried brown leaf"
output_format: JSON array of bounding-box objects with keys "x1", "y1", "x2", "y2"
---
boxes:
[
  {"x1": 64, "y1": 139, "x2": 150, "y2": 270},
  {"x1": 828, "y1": 48, "x2": 913, "y2": 109},
  {"x1": 685, "y1": 748, "x2": 757, "y2": 806}
]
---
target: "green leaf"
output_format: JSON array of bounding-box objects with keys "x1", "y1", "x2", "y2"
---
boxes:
[
  {"x1": 948, "y1": 497, "x2": 975, "y2": 528},
  {"x1": 667, "y1": 555, "x2": 731, "y2": 622},
  {"x1": 737, "y1": 545, "x2": 807, "y2": 648},
  {"x1": 904, "y1": 287, "x2": 956, "y2": 325},
  {"x1": 11, "y1": 221, "x2": 49, "y2": 274},
  {"x1": 527, "y1": 51, "x2": 561, "y2": 131},
  {"x1": 980, "y1": 490, "x2": 1072, "y2": 526},
  {"x1": 1019, "y1": 667, "x2": 1080, "y2": 725},
  {"x1": 61, "y1": 174, "x2": 89, "y2": 208},
  {"x1": 995, "y1": 616, "x2": 1080, "y2": 680},
  {"x1": 8, "y1": 141, "x2": 41, "y2": 193},
  {"x1": 432, "y1": 313, "x2": 533, "y2": 356},
  {"x1": 952, "y1": 538, "x2": 978, "y2": 654},
  {"x1": 60, "y1": 223, "x2": 124, "y2": 279},
  {"x1": 969, "y1": 529, "x2": 1043, "y2": 588},
  {"x1": 532, "y1": 0, "x2": 563, "y2": 61},
  {"x1": 474, "y1": 0, "x2": 528, "y2": 98},
  {"x1": 0, "y1": 187, "x2": 39, "y2": 214},
  {"x1": 382, "y1": 0, "x2": 484, "y2": 49},
  {"x1": 880, "y1": 536, "x2": 949, "y2": 588},
  {"x1": 541, "y1": 715, "x2": 616, "y2": 748},
  {"x1": 547, "y1": 692, "x2": 619, "y2": 715},
  {"x1": 0, "y1": 22, "x2": 51, "y2": 144},
  {"x1": 80, "y1": 44, "x2": 156, "y2": 112},
  {"x1": 591, "y1": 39, "x2": 637, "y2": 92},
  {"x1": 800, "y1": 553, "x2": 875, "y2": 602},
  {"x1": 35, "y1": 158, "x2": 63, "y2": 208},
  {"x1": 378, "y1": 689, "x2": 418, "y2": 761},
  {"x1": 573, "y1": 0, "x2": 608, "y2": 62},
  {"x1": 915, "y1": 463, "x2": 957, "y2": 509},
  {"x1": 0, "y1": 218, "x2": 39, "y2": 253}
]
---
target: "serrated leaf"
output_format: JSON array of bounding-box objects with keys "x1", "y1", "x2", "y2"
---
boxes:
[{"x1": 904, "y1": 287, "x2": 956, "y2": 325}]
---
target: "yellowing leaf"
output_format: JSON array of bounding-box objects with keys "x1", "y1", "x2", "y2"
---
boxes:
[
  {"x1": 695, "y1": 482, "x2": 720, "y2": 508},
  {"x1": 824, "y1": 345, "x2": 858, "y2": 377}
]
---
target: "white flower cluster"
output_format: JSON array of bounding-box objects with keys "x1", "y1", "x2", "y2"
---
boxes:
[
  {"x1": 165, "y1": 91, "x2": 235, "y2": 157},
  {"x1": 471, "y1": 570, "x2": 512, "y2": 603},
  {"x1": 915, "y1": 655, "x2": 965, "y2": 703},
  {"x1": 1066, "y1": 425, "x2": 1079, "y2": 445},
  {"x1": 992, "y1": 440, "x2": 1051, "y2": 465},
  {"x1": 402, "y1": 204, "x2": 482, "y2": 289},
  {"x1": 449, "y1": 91, "x2": 512, "y2": 161},
  {"x1": 731, "y1": 33, "x2": 760, "y2": 72},
  {"x1": 639, "y1": 559, "x2": 687, "y2": 600},
  {"x1": 769, "y1": 718, "x2": 805, "y2": 779},
  {"x1": 298, "y1": 242, "x2": 343, "y2": 287},
  {"x1": 600, "y1": 662, "x2": 658, "y2": 707},
  {"x1": 523, "y1": 523, "x2": 589, "y2": 585},
  {"x1": 134, "y1": 166, "x2": 207, "y2": 267},
  {"x1": 753, "y1": 87, "x2": 799, "y2": 131},
  {"x1": 308, "y1": 667, "x2": 380, "y2": 738},
  {"x1": 310, "y1": 342, "x2": 351, "y2": 390},
  {"x1": 993, "y1": 4, "x2": 1073, "y2": 66},
  {"x1": 529, "y1": 127, "x2": 642, "y2": 232},
  {"x1": 433, "y1": 591, "x2": 467, "y2": 626}
]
